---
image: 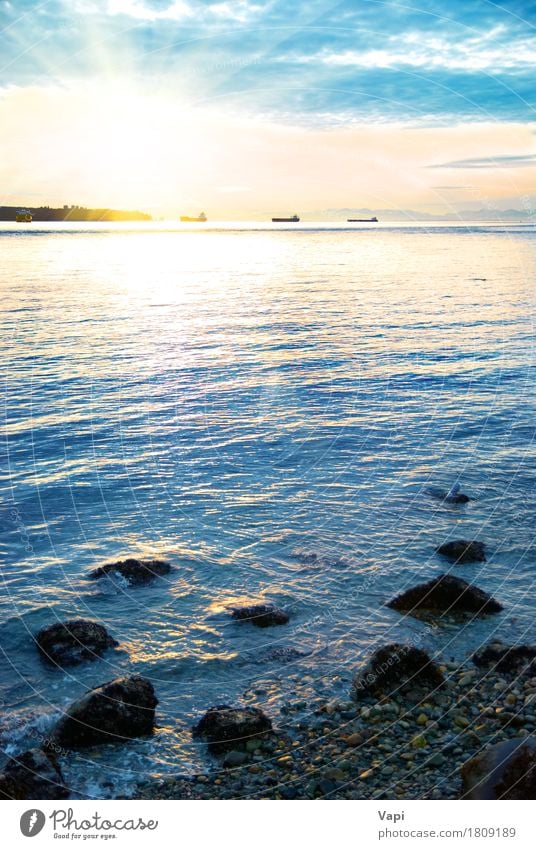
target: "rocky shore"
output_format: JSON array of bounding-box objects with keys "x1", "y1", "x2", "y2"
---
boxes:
[
  {"x1": 2, "y1": 549, "x2": 534, "y2": 800},
  {"x1": 135, "y1": 648, "x2": 536, "y2": 800}
]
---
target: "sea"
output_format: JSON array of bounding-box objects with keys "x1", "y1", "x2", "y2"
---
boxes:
[{"x1": 0, "y1": 220, "x2": 534, "y2": 797}]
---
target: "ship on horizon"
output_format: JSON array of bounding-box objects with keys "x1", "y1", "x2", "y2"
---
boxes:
[
  {"x1": 180, "y1": 212, "x2": 207, "y2": 222},
  {"x1": 272, "y1": 214, "x2": 300, "y2": 222},
  {"x1": 347, "y1": 216, "x2": 378, "y2": 222},
  {"x1": 15, "y1": 209, "x2": 32, "y2": 222}
]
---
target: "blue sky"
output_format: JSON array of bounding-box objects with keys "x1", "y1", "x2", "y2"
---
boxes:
[
  {"x1": 1, "y1": 1, "x2": 535, "y2": 214},
  {"x1": 2, "y1": 0, "x2": 535, "y2": 121}
]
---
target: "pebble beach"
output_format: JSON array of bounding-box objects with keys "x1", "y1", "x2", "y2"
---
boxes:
[{"x1": 135, "y1": 653, "x2": 536, "y2": 800}]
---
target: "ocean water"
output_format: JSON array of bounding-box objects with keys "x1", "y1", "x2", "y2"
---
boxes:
[{"x1": 0, "y1": 220, "x2": 534, "y2": 797}]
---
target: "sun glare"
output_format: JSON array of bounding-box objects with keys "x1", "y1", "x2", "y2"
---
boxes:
[{"x1": 72, "y1": 84, "x2": 206, "y2": 207}]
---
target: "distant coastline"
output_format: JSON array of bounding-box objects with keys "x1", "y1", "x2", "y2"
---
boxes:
[
  {"x1": 318, "y1": 207, "x2": 534, "y2": 222},
  {"x1": 0, "y1": 205, "x2": 151, "y2": 222}
]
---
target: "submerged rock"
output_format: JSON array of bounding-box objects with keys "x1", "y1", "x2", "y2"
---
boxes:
[
  {"x1": 88, "y1": 558, "x2": 171, "y2": 586},
  {"x1": 231, "y1": 604, "x2": 289, "y2": 628},
  {"x1": 445, "y1": 493, "x2": 470, "y2": 504},
  {"x1": 256, "y1": 646, "x2": 307, "y2": 663},
  {"x1": 222, "y1": 750, "x2": 248, "y2": 768},
  {"x1": 0, "y1": 748, "x2": 69, "y2": 800},
  {"x1": 49, "y1": 675, "x2": 157, "y2": 749},
  {"x1": 35, "y1": 619, "x2": 118, "y2": 667},
  {"x1": 436, "y1": 539, "x2": 486, "y2": 563},
  {"x1": 443, "y1": 483, "x2": 471, "y2": 504},
  {"x1": 387, "y1": 574, "x2": 503, "y2": 616},
  {"x1": 472, "y1": 642, "x2": 536, "y2": 673},
  {"x1": 426, "y1": 485, "x2": 471, "y2": 504},
  {"x1": 461, "y1": 738, "x2": 536, "y2": 799},
  {"x1": 351, "y1": 643, "x2": 444, "y2": 699},
  {"x1": 192, "y1": 705, "x2": 273, "y2": 753}
]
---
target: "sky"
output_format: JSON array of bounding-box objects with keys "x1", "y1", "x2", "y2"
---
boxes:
[{"x1": 0, "y1": 0, "x2": 535, "y2": 217}]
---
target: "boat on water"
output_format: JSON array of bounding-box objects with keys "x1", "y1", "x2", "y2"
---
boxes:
[
  {"x1": 272, "y1": 214, "x2": 300, "y2": 222},
  {"x1": 180, "y1": 212, "x2": 207, "y2": 222},
  {"x1": 347, "y1": 216, "x2": 378, "y2": 222},
  {"x1": 15, "y1": 209, "x2": 32, "y2": 223}
]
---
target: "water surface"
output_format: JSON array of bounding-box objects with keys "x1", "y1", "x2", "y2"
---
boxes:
[{"x1": 0, "y1": 221, "x2": 534, "y2": 796}]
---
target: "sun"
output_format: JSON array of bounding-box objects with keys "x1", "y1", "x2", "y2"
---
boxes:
[{"x1": 72, "y1": 83, "x2": 202, "y2": 206}]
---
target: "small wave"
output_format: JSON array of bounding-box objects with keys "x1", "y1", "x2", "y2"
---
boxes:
[{"x1": 0, "y1": 708, "x2": 62, "y2": 757}]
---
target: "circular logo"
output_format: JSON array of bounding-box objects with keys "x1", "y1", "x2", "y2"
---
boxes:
[{"x1": 20, "y1": 810, "x2": 46, "y2": 837}]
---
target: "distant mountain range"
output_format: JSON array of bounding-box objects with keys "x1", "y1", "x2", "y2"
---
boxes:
[
  {"x1": 320, "y1": 207, "x2": 534, "y2": 222},
  {"x1": 0, "y1": 205, "x2": 151, "y2": 222}
]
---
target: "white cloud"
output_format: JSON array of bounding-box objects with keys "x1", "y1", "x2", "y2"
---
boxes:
[
  {"x1": 106, "y1": 0, "x2": 193, "y2": 21},
  {"x1": 210, "y1": 1, "x2": 263, "y2": 23},
  {"x1": 301, "y1": 29, "x2": 536, "y2": 73},
  {"x1": 97, "y1": 0, "x2": 263, "y2": 23}
]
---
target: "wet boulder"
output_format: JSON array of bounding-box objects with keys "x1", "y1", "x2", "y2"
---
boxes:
[
  {"x1": 426, "y1": 485, "x2": 471, "y2": 504},
  {"x1": 231, "y1": 604, "x2": 289, "y2": 628},
  {"x1": 351, "y1": 643, "x2": 444, "y2": 699},
  {"x1": 88, "y1": 558, "x2": 171, "y2": 586},
  {"x1": 0, "y1": 748, "x2": 69, "y2": 800},
  {"x1": 445, "y1": 492, "x2": 470, "y2": 504},
  {"x1": 192, "y1": 705, "x2": 273, "y2": 753},
  {"x1": 49, "y1": 675, "x2": 157, "y2": 749},
  {"x1": 472, "y1": 642, "x2": 536, "y2": 673},
  {"x1": 387, "y1": 574, "x2": 503, "y2": 616},
  {"x1": 461, "y1": 737, "x2": 536, "y2": 799},
  {"x1": 436, "y1": 540, "x2": 486, "y2": 564},
  {"x1": 443, "y1": 483, "x2": 471, "y2": 503},
  {"x1": 35, "y1": 619, "x2": 118, "y2": 667}
]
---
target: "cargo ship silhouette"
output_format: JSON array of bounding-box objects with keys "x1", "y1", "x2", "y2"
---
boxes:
[
  {"x1": 180, "y1": 212, "x2": 207, "y2": 222},
  {"x1": 272, "y1": 214, "x2": 300, "y2": 222}
]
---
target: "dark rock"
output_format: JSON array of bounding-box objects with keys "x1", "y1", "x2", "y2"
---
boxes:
[
  {"x1": 443, "y1": 483, "x2": 471, "y2": 503},
  {"x1": 426, "y1": 485, "x2": 471, "y2": 504},
  {"x1": 0, "y1": 748, "x2": 69, "y2": 800},
  {"x1": 296, "y1": 551, "x2": 320, "y2": 565},
  {"x1": 280, "y1": 785, "x2": 297, "y2": 799},
  {"x1": 437, "y1": 540, "x2": 486, "y2": 564},
  {"x1": 445, "y1": 493, "x2": 470, "y2": 504},
  {"x1": 461, "y1": 738, "x2": 536, "y2": 799},
  {"x1": 318, "y1": 779, "x2": 335, "y2": 795},
  {"x1": 351, "y1": 643, "x2": 444, "y2": 699},
  {"x1": 231, "y1": 604, "x2": 289, "y2": 628},
  {"x1": 35, "y1": 619, "x2": 118, "y2": 667},
  {"x1": 253, "y1": 646, "x2": 306, "y2": 663},
  {"x1": 88, "y1": 558, "x2": 171, "y2": 585},
  {"x1": 49, "y1": 675, "x2": 157, "y2": 749},
  {"x1": 387, "y1": 574, "x2": 503, "y2": 616},
  {"x1": 472, "y1": 642, "x2": 536, "y2": 673},
  {"x1": 192, "y1": 705, "x2": 273, "y2": 753},
  {"x1": 222, "y1": 750, "x2": 248, "y2": 768}
]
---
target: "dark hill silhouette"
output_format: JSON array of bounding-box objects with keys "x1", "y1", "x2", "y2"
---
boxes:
[{"x1": 0, "y1": 205, "x2": 151, "y2": 222}]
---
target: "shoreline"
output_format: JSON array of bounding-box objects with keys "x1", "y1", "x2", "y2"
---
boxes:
[{"x1": 134, "y1": 655, "x2": 536, "y2": 801}]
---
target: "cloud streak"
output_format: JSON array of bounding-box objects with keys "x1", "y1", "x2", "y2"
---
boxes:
[
  {"x1": 307, "y1": 30, "x2": 536, "y2": 73},
  {"x1": 430, "y1": 154, "x2": 536, "y2": 168}
]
